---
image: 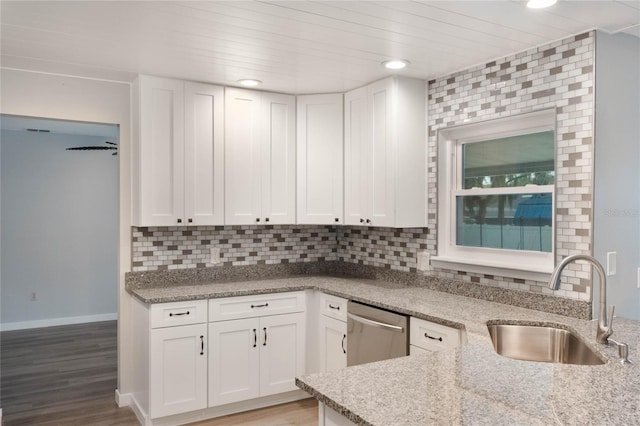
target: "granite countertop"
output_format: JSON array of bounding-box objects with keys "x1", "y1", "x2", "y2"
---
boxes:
[{"x1": 126, "y1": 275, "x2": 640, "y2": 425}]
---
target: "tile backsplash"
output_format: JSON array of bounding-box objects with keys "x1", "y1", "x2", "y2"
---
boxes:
[
  {"x1": 131, "y1": 31, "x2": 595, "y2": 303},
  {"x1": 426, "y1": 31, "x2": 594, "y2": 301},
  {"x1": 132, "y1": 225, "x2": 428, "y2": 273}
]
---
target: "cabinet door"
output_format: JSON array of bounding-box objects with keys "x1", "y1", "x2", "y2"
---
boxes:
[
  {"x1": 208, "y1": 318, "x2": 260, "y2": 406},
  {"x1": 184, "y1": 82, "x2": 224, "y2": 225},
  {"x1": 225, "y1": 88, "x2": 263, "y2": 225},
  {"x1": 149, "y1": 323, "x2": 207, "y2": 418},
  {"x1": 137, "y1": 76, "x2": 185, "y2": 226},
  {"x1": 344, "y1": 86, "x2": 368, "y2": 226},
  {"x1": 319, "y1": 315, "x2": 347, "y2": 373},
  {"x1": 367, "y1": 77, "x2": 396, "y2": 227},
  {"x1": 259, "y1": 312, "x2": 306, "y2": 397},
  {"x1": 297, "y1": 94, "x2": 344, "y2": 225},
  {"x1": 261, "y1": 93, "x2": 296, "y2": 224}
]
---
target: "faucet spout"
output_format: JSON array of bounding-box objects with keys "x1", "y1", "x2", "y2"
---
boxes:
[{"x1": 548, "y1": 254, "x2": 613, "y2": 344}]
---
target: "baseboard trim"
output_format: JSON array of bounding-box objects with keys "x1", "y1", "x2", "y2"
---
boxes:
[
  {"x1": 0, "y1": 313, "x2": 117, "y2": 331},
  {"x1": 115, "y1": 389, "x2": 132, "y2": 408},
  {"x1": 128, "y1": 394, "x2": 149, "y2": 426},
  {"x1": 142, "y1": 390, "x2": 309, "y2": 426}
]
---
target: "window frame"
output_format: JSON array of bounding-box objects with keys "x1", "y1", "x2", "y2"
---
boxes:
[{"x1": 434, "y1": 109, "x2": 557, "y2": 281}]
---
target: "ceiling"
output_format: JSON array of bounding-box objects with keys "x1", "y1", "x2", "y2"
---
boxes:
[
  {"x1": 0, "y1": 114, "x2": 119, "y2": 137},
  {"x1": 1, "y1": 1, "x2": 639, "y2": 94}
]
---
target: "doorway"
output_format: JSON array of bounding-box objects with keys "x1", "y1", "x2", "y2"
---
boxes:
[{"x1": 0, "y1": 114, "x2": 121, "y2": 422}]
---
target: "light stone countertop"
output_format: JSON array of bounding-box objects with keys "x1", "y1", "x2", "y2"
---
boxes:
[{"x1": 127, "y1": 276, "x2": 640, "y2": 425}]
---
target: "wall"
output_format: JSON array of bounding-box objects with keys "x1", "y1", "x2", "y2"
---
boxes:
[
  {"x1": 131, "y1": 32, "x2": 598, "y2": 303},
  {"x1": 426, "y1": 32, "x2": 595, "y2": 301},
  {"x1": 0, "y1": 68, "x2": 132, "y2": 396},
  {"x1": 130, "y1": 225, "x2": 428, "y2": 273},
  {"x1": 593, "y1": 31, "x2": 640, "y2": 319},
  {"x1": 1, "y1": 130, "x2": 118, "y2": 329}
]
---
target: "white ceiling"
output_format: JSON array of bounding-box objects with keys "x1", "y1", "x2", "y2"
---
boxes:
[
  {"x1": 1, "y1": 1, "x2": 639, "y2": 94},
  {"x1": 1, "y1": 114, "x2": 119, "y2": 137}
]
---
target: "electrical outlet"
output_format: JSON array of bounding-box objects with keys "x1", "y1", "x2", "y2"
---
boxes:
[
  {"x1": 31, "y1": 292, "x2": 37, "y2": 301},
  {"x1": 606, "y1": 252, "x2": 617, "y2": 276},
  {"x1": 210, "y1": 247, "x2": 221, "y2": 265},
  {"x1": 417, "y1": 251, "x2": 431, "y2": 272}
]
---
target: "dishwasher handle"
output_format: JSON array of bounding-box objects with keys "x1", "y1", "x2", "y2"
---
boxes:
[{"x1": 347, "y1": 312, "x2": 405, "y2": 333}]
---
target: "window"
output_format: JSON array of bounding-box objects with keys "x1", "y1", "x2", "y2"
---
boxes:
[{"x1": 435, "y1": 110, "x2": 556, "y2": 280}]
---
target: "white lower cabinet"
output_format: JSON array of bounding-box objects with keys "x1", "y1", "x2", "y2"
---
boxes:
[
  {"x1": 319, "y1": 315, "x2": 347, "y2": 372},
  {"x1": 409, "y1": 317, "x2": 466, "y2": 353},
  {"x1": 150, "y1": 323, "x2": 208, "y2": 418},
  {"x1": 208, "y1": 293, "x2": 306, "y2": 407},
  {"x1": 319, "y1": 403, "x2": 357, "y2": 426}
]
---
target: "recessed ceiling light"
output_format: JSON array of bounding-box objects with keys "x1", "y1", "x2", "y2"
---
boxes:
[
  {"x1": 382, "y1": 60, "x2": 409, "y2": 70},
  {"x1": 526, "y1": 0, "x2": 556, "y2": 9},
  {"x1": 238, "y1": 79, "x2": 262, "y2": 87}
]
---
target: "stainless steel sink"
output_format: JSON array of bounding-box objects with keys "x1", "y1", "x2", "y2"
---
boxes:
[{"x1": 487, "y1": 324, "x2": 606, "y2": 365}]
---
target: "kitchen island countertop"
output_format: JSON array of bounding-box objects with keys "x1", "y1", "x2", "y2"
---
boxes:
[{"x1": 127, "y1": 275, "x2": 640, "y2": 425}]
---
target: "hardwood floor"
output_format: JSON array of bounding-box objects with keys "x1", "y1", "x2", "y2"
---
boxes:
[
  {"x1": 0, "y1": 321, "x2": 137, "y2": 426},
  {"x1": 1, "y1": 321, "x2": 318, "y2": 426}
]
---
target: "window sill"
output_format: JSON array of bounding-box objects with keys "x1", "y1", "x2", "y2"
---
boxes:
[{"x1": 431, "y1": 256, "x2": 553, "y2": 283}]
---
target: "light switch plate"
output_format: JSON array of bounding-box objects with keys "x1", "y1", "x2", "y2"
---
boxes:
[{"x1": 606, "y1": 252, "x2": 616, "y2": 276}]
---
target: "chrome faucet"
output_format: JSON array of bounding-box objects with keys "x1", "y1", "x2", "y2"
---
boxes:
[{"x1": 548, "y1": 254, "x2": 614, "y2": 344}]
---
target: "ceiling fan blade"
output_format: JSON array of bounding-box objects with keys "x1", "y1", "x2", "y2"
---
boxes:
[{"x1": 66, "y1": 146, "x2": 118, "y2": 151}]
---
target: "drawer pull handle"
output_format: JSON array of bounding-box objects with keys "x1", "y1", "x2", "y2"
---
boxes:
[
  {"x1": 425, "y1": 332, "x2": 443, "y2": 342},
  {"x1": 200, "y1": 335, "x2": 204, "y2": 355},
  {"x1": 253, "y1": 328, "x2": 257, "y2": 348},
  {"x1": 251, "y1": 303, "x2": 269, "y2": 309},
  {"x1": 263, "y1": 327, "x2": 267, "y2": 346},
  {"x1": 342, "y1": 334, "x2": 346, "y2": 354},
  {"x1": 328, "y1": 304, "x2": 340, "y2": 310},
  {"x1": 169, "y1": 311, "x2": 190, "y2": 317}
]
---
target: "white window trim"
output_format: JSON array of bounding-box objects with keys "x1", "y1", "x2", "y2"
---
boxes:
[{"x1": 433, "y1": 109, "x2": 557, "y2": 282}]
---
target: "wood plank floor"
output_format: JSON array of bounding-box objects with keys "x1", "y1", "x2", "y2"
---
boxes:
[{"x1": 1, "y1": 321, "x2": 317, "y2": 426}]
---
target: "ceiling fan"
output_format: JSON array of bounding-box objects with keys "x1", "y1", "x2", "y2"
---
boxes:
[{"x1": 66, "y1": 141, "x2": 118, "y2": 155}]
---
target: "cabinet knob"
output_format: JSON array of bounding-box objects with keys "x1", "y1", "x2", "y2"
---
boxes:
[
  {"x1": 188, "y1": 218, "x2": 193, "y2": 223},
  {"x1": 366, "y1": 219, "x2": 371, "y2": 224},
  {"x1": 256, "y1": 218, "x2": 261, "y2": 222},
  {"x1": 360, "y1": 218, "x2": 365, "y2": 223},
  {"x1": 265, "y1": 217, "x2": 270, "y2": 222},
  {"x1": 335, "y1": 218, "x2": 339, "y2": 223},
  {"x1": 177, "y1": 218, "x2": 182, "y2": 224}
]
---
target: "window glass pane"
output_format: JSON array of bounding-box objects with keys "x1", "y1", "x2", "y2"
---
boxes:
[
  {"x1": 456, "y1": 193, "x2": 552, "y2": 252},
  {"x1": 462, "y1": 130, "x2": 554, "y2": 189}
]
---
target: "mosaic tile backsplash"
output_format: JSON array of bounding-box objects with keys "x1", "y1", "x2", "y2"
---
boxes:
[
  {"x1": 426, "y1": 31, "x2": 595, "y2": 301},
  {"x1": 132, "y1": 225, "x2": 428, "y2": 273},
  {"x1": 132, "y1": 31, "x2": 595, "y2": 302}
]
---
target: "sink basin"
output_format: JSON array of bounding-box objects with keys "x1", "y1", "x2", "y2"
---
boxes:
[{"x1": 487, "y1": 324, "x2": 606, "y2": 365}]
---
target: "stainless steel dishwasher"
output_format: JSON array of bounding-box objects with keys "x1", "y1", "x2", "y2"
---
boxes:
[{"x1": 347, "y1": 301, "x2": 409, "y2": 366}]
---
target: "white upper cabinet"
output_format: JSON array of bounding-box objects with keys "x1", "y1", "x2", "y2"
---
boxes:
[
  {"x1": 133, "y1": 75, "x2": 224, "y2": 226},
  {"x1": 296, "y1": 94, "x2": 344, "y2": 225},
  {"x1": 184, "y1": 82, "x2": 225, "y2": 225},
  {"x1": 344, "y1": 76, "x2": 426, "y2": 228},
  {"x1": 225, "y1": 88, "x2": 296, "y2": 225}
]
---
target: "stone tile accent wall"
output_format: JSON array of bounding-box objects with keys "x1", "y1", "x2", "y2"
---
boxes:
[
  {"x1": 132, "y1": 225, "x2": 428, "y2": 273},
  {"x1": 337, "y1": 227, "x2": 429, "y2": 273},
  {"x1": 427, "y1": 31, "x2": 595, "y2": 301},
  {"x1": 131, "y1": 225, "x2": 338, "y2": 271}
]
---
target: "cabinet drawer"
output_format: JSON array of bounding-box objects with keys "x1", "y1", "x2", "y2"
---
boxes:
[
  {"x1": 209, "y1": 291, "x2": 305, "y2": 322},
  {"x1": 410, "y1": 317, "x2": 462, "y2": 352},
  {"x1": 319, "y1": 293, "x2": 348, "y2": 322},
  {"x1": 150, "y1": 300, "x2": 208, "y2": 329}
]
